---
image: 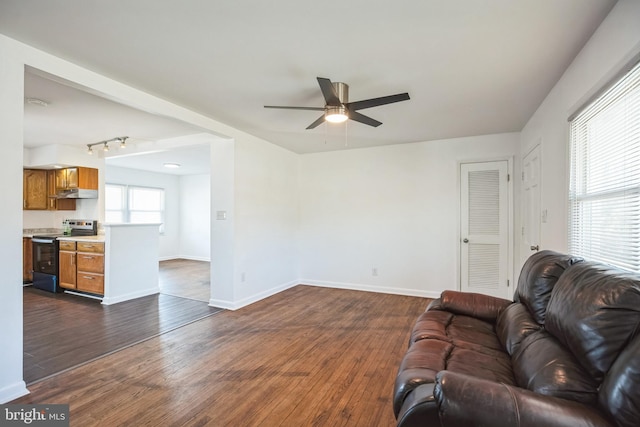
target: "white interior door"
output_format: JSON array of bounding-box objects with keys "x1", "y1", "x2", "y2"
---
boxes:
[
  {"x1": 460, "y1": 161, "x2": 510, "y2": 298},
  {"x1": 521, "y1": 145, "x2": 541, "y2": 266}
]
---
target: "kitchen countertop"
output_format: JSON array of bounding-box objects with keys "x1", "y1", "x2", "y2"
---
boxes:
[
  {"x1": 23, "y1": 228, "x2": 61, "y2": 238},
  {"x1": 57, "y1": 235, "x2": 105, "y2": 243}
]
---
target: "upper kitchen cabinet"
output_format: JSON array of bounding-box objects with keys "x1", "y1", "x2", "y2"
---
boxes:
[
  {"x1": 23, "y1": 167, "x2": 90, "y2": 210},
  {"x1": 23, "y1": 169, "x2": 48, "y2": 210},
  {"x1": 47, "y1": 170, "x2": 76, "y2": 211},
  {"x1": 55, "y1": 167, "x2": 98, "y2": 191}
]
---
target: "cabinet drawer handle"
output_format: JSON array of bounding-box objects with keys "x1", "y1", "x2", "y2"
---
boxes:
[
  {"x1": 82, "y1": 256, "x2": 94, "y2": 260},
  {"x1": 83, "y1": 276, "x2": 94, "y2": 280}
]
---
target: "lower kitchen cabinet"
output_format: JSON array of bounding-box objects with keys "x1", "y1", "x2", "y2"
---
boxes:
[
  {"x1": 59, "y1": 240, "x2": 105, "y2": 295},
  {"x1": 59, "y1": 241, "x2": 76, "y2": 289},
  {"x1": 23, "y1": 237, "x2": 33, "y2": 283}
]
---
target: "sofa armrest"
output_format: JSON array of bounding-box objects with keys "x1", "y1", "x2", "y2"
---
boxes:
[
  {"x1": 426, "y1": 298, "x2": 442, "y2": 311},
  {"x1": 434, "y1": 371, "x2": 614, "y2": 427},
  {"x1": 396, "y1": 383, "x2": 440, "y2": 427},
  {"x1": 439, "y1": 290, "x2": 512, "y2": 322}
]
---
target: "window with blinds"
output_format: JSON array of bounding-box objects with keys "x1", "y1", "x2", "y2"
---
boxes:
[
  {"x1": 105, "y1": 183, "x2": 165, "y2": 233},
  {"x1": 569, "y1": 60, "x2": 640, "y2": 272}
]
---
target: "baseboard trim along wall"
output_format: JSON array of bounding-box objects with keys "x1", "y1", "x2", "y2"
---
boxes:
[
  {"x1": 0, "y1": 381, "x2": 29, "y2": 404},
  {"x1": 300, "y1": 279, "x2": 442, "y2": 300},
  {"x1": 210, "y1": 279, "x2": 442, "y2": 311},
  {"x1": 101, "y1": 287, "x2": 160, "y2": 306},
  {"x1": 159, "y1": 256, "x2": 211, "y2": 262},
  {"x1": 209, "y1": 279, "x2": 299, "y2": 311}
]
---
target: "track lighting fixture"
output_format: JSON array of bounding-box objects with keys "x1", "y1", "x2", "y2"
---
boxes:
[{"x1": 86, "y1": 136, "x2": 128, "y2": 155}]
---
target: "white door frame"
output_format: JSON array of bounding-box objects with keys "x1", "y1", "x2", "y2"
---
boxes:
[
  {"x1": 521, "y1": 143, "x2": 542, "y2": 268},
  {"x1": 457, "y1": 157, "x2": 514, "y2": 298}
]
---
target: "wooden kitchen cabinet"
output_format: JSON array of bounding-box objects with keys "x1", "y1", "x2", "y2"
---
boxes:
[
  {"x1": 23, "y1": 169, "x2": 48, "y2": 210},
  {"x1": 55, "y1": 167, "x2": 98, "y2": 191},
  {"x1": 59, "y1": 241, "x2": 77, "y2": 290},
  {"x1": 78, "y1": 242, "x2": 104, "y2": 294},
  {"x1": 23, "y1": 237, "x2": 33, "y2": 283},
  {"x1": 47, "y1": 170, "x2": 76, "y2": 211},
  {"x1": 59, "y1": 240, "x2": 105, "y2": 295}
]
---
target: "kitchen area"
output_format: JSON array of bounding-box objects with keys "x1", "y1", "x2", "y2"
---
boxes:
[
  {"x1": 23, "y1": 163, "x2": 161, "y2": 305},
  {"x1": 21, "y1": 149, "x2": 212, "y2": 384}
]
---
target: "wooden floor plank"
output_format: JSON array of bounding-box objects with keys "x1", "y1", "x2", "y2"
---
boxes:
[
  {"x1": 15, "y1": 285, "x2": 429, "y2": 426},
  {"x1": 23, "y1": 288, "x2": 221, "y2": 384},
  {"x1": 159, "y1": 259, "x2": 210, "y2": 302}
]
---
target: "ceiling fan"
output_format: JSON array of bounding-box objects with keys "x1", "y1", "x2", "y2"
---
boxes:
[{"x1": 265, "y1": 77, "x2": 410, "y2": 129}]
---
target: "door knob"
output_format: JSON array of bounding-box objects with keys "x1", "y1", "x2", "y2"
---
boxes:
[
  {"x1": 463, "y1": 238, "x2": 469, "y2": 243},
  {"x1": 530, "y1": 245, "x2": 539, "y2": 251}
]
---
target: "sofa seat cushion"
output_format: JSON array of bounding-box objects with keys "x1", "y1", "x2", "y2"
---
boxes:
[
  {"x1": 395, "y1": 311, "x2": 515, "y2": 417},
  {"x1": 411, "y1": 310, "x2": 504, "y2": 354},
  {"x1": 410, "y1": 310, "x2": 453, "y2": 343},
  {"x1": 512, "y1": 330, "x2": 599, "y2": 404}
]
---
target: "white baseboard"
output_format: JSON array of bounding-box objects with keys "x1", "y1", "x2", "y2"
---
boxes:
[
  {"x1": 300, "y1": 279, "x2": 441, "y2": 299},
  {"x1": 209, "y1": 280, "x2": 299, "y2": 311},
  {"x1": 159, "y1": 256, "x2": 210, "y2": 262},
  {"x1": 0, "y1": 381, "x2": 29, "y2": 404},
  {"x1": 210, "y1": 279, "x2": 439, "y2": 310},
  {"x1": 101, "y1": 287, "x2": 160, "y2": 305}
]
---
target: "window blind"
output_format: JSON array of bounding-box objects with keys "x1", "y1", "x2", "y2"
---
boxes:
[{"x1": 569, "y1": 60, "x2": 640, "y2": 272}]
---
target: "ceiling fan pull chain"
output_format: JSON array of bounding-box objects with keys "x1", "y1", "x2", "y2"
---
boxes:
[
  {"x1": 344, "y1": 120, "x2": 349, "y2": 148},
  {"x1": 324, "y1": 119, "x2": 328, "y2": 145}
]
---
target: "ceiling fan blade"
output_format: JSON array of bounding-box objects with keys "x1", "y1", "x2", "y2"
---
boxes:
[
  {"x1": 317, "y1": 77, "x2": 341, "y2": 106},
  {"x1": 348, "y1": 111, "x2": 382, "y2": 127},
  {"x1": 264, "y1": 105, "x2": 325, "y2": 111},
  {"x1": 306, "y1": 115, "x2": 327, "y2": 130},
  {"x1": 345, "y1": 93, "x2": 410, "y2": 111}
]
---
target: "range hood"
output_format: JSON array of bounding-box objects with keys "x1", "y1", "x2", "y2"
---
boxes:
[{"x1": 57, "y1": 188, "x2": 98, "y2": 199}]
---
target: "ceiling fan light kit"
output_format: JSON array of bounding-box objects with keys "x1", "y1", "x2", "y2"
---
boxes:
[
  {"x1": 325, "y1": 106, "x2": 348, "y2": 123},
  {"x1": 265, "y1": 77, "x2": 409, "y2": 129}
]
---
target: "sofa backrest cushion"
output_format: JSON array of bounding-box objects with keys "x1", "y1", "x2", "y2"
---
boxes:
[
  {"x1": 512, "y1": 330, "x2": 599, "y2": 404},
  {"x1": 598, "y1": 334, "x2": 640, "y2": 427},
  {"x1": 515, "y1": 250, "x2": 583, "y2": 325},
  {"x1": 545, "y1": 261, "x2": 640, "y2": 382},
  {"x1": 495, "y1": 303, "x2": 541, "y2": 356}
]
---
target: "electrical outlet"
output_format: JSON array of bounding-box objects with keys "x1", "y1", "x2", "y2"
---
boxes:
[
  {"x1": 372, "y1": 268, "x2": 378, "y2": 277},
  {"x1": 241, "y1": 272, "x2": 246, "y2": 282}
]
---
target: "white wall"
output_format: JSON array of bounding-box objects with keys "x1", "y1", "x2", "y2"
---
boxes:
[
  {"x1": 179, "y1": 174, "x2": 210, "y2": 260},
  {"x1": 519, "y1": 0, "x2": 640, "y2": 267},
  {"x1": 299, "y1": 133, "x2": 519, "y2": 298},
  {"x1": 229, "y1": 138, "x2": 300, "y2": 307},
  {"x1": 0, "y1": 37, "x2": 29, "y2": 403},
  {"x1": 105, "y1": 165, "x2": 180, "y2": 260}
]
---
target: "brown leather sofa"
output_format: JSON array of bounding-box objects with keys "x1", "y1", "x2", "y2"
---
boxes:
[{"x1": 393, "y1": 250, "x2": 640, "y2": 427}]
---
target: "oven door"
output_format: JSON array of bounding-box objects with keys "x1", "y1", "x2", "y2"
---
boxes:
[{"x1": 32, "y1": 237, "x2": 61, "y2": 293}]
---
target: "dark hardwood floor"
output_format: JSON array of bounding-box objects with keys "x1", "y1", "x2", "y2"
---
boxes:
[
  {"x1": 23, "y1": 258, "x2": 220, "y2": 384},
  {"x1": 16, "y1": 285, "x2": 430, "y2": 426}
]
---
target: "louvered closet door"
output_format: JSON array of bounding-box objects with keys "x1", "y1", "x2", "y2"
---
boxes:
[{"x1": 460, "y1": 161, "x2": 509, "y2": 298}]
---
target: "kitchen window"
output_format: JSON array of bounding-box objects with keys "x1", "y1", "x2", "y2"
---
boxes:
[
  {"x1": 569, "y1": 59, "x2": 640, "y2": 272},
  {"x1": 105, "y1": 184, "x2": 165, "y2": 233}
]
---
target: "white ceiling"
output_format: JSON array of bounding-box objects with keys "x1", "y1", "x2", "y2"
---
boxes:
[
  {"x1": 24, "y1": 71, "x2": 214, "y2": 175},
  {"x1": 1, "y1": 0, "x2": 617, "y2": 155}
]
